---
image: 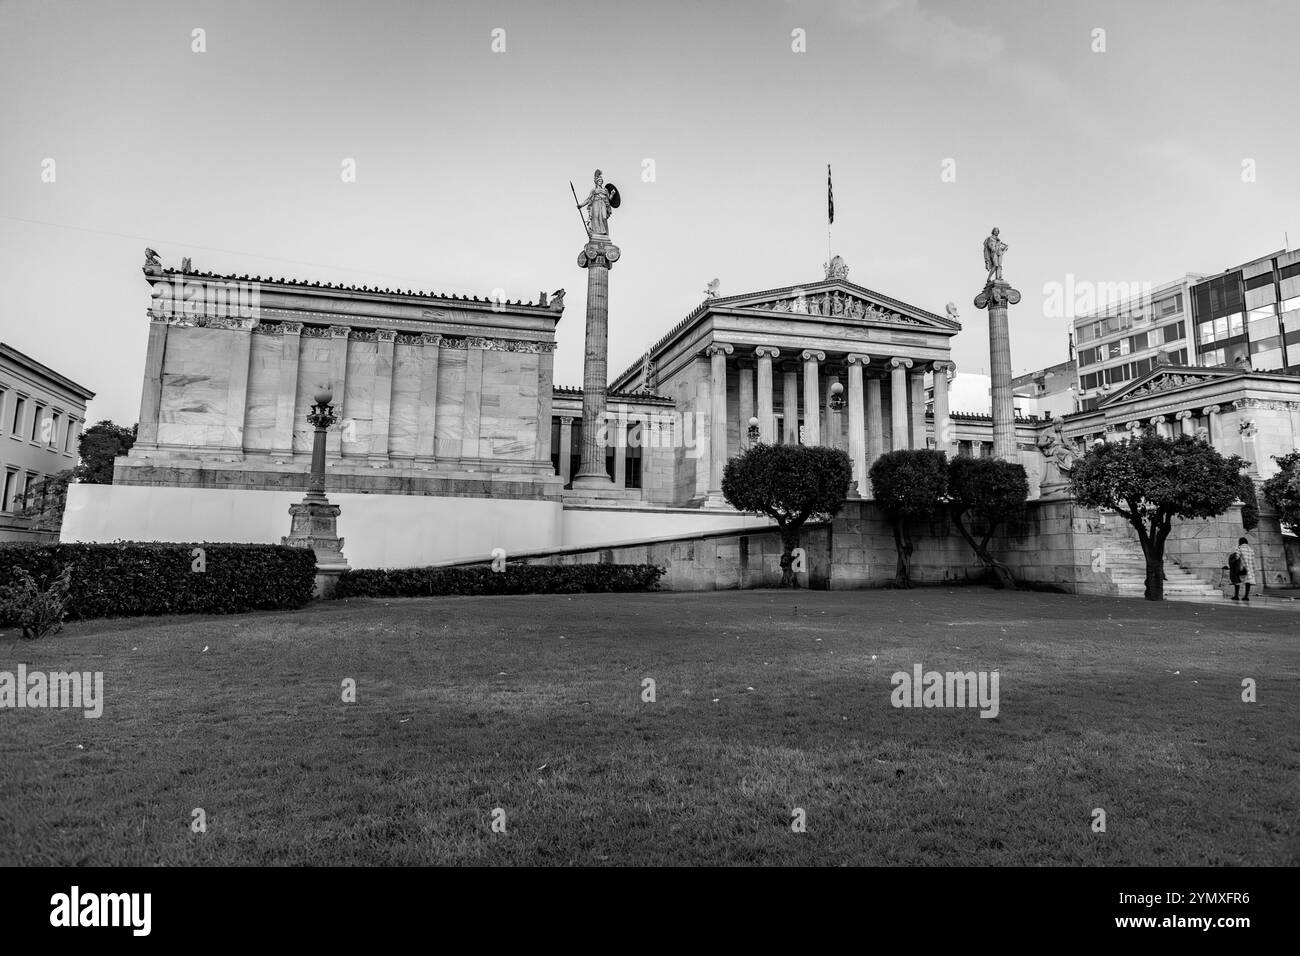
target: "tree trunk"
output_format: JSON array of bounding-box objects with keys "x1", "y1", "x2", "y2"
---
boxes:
[
  {"x1": 951, "y1": 510, "x2": 1017, "y2": 589},
  {"x1": 1133, "y1": 515, "x2": 1167, "y2": 601},
  {"x1": 779, "y1": 523, "x2": 801, "y2": 589},
  {"x1": 891, "y1": 516, "x2": 913, "y2": 588}
]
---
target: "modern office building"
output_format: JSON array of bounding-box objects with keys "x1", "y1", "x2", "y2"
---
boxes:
[
  {"x1": 1072, "y1": 276, "x2": 1203, "y2": 412},
  {"x1": 1190, "y1": 249, "x2": 1300, "y2": 371},
  {"x1": 0, "y1": 343, "x2": 95, "y2": 542},
  {"x1": 1011, "y1": 359, "x2": 1077, "y2": 418}
]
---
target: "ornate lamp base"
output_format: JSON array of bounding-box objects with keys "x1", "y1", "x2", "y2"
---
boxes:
[{"x1": 282, "y1": 499, "x2": 349, "y2": 597}]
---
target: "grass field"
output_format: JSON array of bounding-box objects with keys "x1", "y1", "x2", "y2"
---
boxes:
[{"x1": 1, "y1": 588, "x2": 1297, "y2": 866}]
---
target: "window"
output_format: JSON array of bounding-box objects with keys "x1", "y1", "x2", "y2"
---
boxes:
[
  {"x1": 1, "y1": 470, "x2": 15, "y2": 512},
  {"x1": 64, "y1": 418, "x2": 75, "y2": 453},
  {"x1": 1229, "y1": 312, "x2": 1244, "y2": 337},
  {"x1": 1198, "y1": 322, "x2": 1215, "y2": 346},
  {"x1": 30, "y1": 404, "x2": 44, "y2": 442},
  {"x1": 549, "y1": 418, "x2": 561, "y2": 475},
  {"x1": 625, "y1": 422, "x2": 643, "y2": 489},
  {"x1": 1245, "y1": 271, "x2": 1275, "y2": 291},
  {"x1": 11, "y1": 396, "x2": 26, "y2": 435},
  {"x1": 1155, "y1": 293, "x2": 1182, "y2": 317},
  {"x1": 0, "y1": 388, "x2": 5, "y2": 433}
]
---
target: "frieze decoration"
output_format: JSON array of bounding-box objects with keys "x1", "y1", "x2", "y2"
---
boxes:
[
  {"x1": 437, "y1": 336, "x2": 557, "y2": 353},
  {"x1": 300, "y1": 325, "x2": 334, "y2": 338},
  {"x1": 745, "y1": 291, "x2": 921, "y2": 324},
  {"x1": 1233, "y1": 398, "x2": 1300, "y2": 411},
  {"x1": 251, "y1": 322, "x2": 281, "y2": 334},
  {"x1": 1126, "y1": 373, "x2": 1213, "y2": 397},
  {"x1": 394, "y1": 333, "x2": 424, "y2": 346},
  {"x1": 145, "y1": 309, "x2": 256, "y2": 331}
]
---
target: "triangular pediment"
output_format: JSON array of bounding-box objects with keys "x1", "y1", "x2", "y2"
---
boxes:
[
  {"x1": 706, "y1": 278, "x2": 959, "y2": 331},
  {"x1": 1101, "y1": 364, "x2": 1238, "y2": 406}
]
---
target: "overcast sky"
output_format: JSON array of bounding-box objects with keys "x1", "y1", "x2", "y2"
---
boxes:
[{"x1": 2, "y1": 0, "x2": 1297, "y2": 422}]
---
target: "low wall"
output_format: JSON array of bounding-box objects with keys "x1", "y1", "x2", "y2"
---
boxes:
[
  {"x1": 517, "y1": 524, "x2": 831, "y2": 591},
  {"x1": 561, "y1": 505, "x2": 775, "y2": 548},
  {"x1": 61, "y1": 484, "x2": 564, "y2": 569}
]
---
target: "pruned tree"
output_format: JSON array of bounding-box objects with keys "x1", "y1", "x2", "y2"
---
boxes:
[
  {"x1": 1070, "y1": 432, "x2": 1245, "y2": 601},
  {"x1": 869, "y1": 449, "x2": 948, "y2": 588},
  {"x1": 947, "y1": 456, "x2": 1029, "y2": 589},
  {"x1": 1262, "y1": 452, "x2": 1300, "y2": 534},
  {"x1": 722, "y1": 444, "x2": 853, "y2": 588}
]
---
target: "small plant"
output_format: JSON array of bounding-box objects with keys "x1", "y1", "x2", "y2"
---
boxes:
[{"x1": 0, "y1": 565, "x2": 73, "y2": 640}]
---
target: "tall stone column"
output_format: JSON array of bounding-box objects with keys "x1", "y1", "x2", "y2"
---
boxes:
[
  {"x1": 135, "y1": 313, "x2": 169, "y2": 450},
  {"x1": 1149, "y1": 414, "x2": 1168, "y2": 439},
  {"x1": 1176, "y1": 409, "x2": 1194, "y2": 436},
  {"x1": 1202, "y1": 404, "x2": 1221, "y2": 447},
  {"x1": 613, "y1": 410, "x2": 628, "y2": 488},
  {"x1": 414, "y1": 333, "x2": 440, "y2": 465},
  {"x1": 738, "y1": 358, "x2": 755, "y2": 450},
  {"x1": 559, "y1": 416, "x2": 575, "y2": 485},
  {"x1": 782, "y1": 363, "x2": 800, "y2": 444},
  {"x1": 909, "y1": 369, "x2": 926, "y2": 450},
  {"x1": 801, "y1": 350, "x2": 825, "y2": 445},
  {"x1": 845, "y1": 354, "x2": 869, "y2": 497},
  {"x1": 932, "y1": 360, "x2": 956, "y2": 456},
  {"x1": 326, "y1": 325, "x2": 350, "y2": 457},
  {"x1": 866, "y1": 376, "x2": 884, "y2": 469},
  {"x1": 273, "y1": 322, "x2": 303, "y2": 456},
  {"x1": 707, "y1": 343, "x2": 733, "y2": 498},
  {"x1": 223, "y1": 321, "x2": 254, "y2": 454},
  {"x1": 974, "y1": 280, "x2": 1021, "y2": 461},
  {"x1": 572, "y1": 236, "x2": 621, "y2": 488},
  {"x1": 889, "y1": 358, "x2": 912, "y2": 450},
  {"x1": 754, "y1": 347, "x2": 779, "y2": 443},
  {"x1": 370, "y1": 329, "x2": 396, "y2": 461}
]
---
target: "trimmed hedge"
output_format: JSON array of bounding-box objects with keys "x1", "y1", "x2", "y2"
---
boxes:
[
  {"x1": 334, "y1": 563, "x2": 665, "y2": 598},
  {"x1": 0, "y1": 543, "x2": 317, "y2": 623}
]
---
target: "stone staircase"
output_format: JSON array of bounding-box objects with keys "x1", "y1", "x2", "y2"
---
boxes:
[{"x1": 1098, "y1": 520, "x2": 1226, "y2": 602}]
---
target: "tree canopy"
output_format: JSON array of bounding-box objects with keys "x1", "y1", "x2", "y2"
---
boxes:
[
  {"x1": 1262, "y1": 452, "x2": 1300, "y2": 532},
  {"x1": 869, "y1": 449, "x2": 948, "y2": 588},
  {"x1": 947, "y1": 456, "x2": 1028, "y2": 588},
  {"x1": 75, "y1": 420, "x2": 137, "y2": 484}
]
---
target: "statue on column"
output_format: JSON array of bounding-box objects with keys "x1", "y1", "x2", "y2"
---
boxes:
[
  {"x1": 983, "y1": 227, "x2": 1008, "y2": 283},
  {"x1": 577, "y1": 169, "x2": 619, "y2": 238}
]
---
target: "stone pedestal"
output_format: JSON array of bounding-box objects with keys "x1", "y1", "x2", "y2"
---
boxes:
[
  {"x1": 283, "y1": 498, "x2": 349, "y2": 597},
  {"x1": 572, "y1": 237, "x2": 621, "y2": 489},
  {"x1": 974, "y1": 280, "x2": 1021, "y2": 461}
]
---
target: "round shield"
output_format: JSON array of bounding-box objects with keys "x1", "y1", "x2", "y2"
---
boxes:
[{"x1": 605, "y1": 183, "x2": 622, "y2": 208}]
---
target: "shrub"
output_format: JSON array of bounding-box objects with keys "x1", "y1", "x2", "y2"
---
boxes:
[
  {"x1": 1238, "y1": 475, "x2": 1260, "y2": 532},
  {"x1": 0, "y1": 543, "x2": 317, "y2": 624},
  {"x1": 334, "y1": 563, "x2": 665, "y2": 599},
  {"x1": 869, "y1": 449, "x2": 949, "y2": 588},
  {"x1": 0, "y1": 566, "x2": 72, "y2": 639}
]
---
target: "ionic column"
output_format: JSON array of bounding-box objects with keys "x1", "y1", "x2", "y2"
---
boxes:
[
  {"x1": 224, "y1": 320, "x2": 254, "y2": 454},
  {"x1": 866, "y1": 376, "x2": 884, "y2": 469},
  {"x1": 1176, "y1": 410, "x2": 1195, "y2": 436},
  {"x1": 573, "y1": 237, "x2": 621, "y2": 487},
  {"x1": 414, "y1": 333, "x2": 440, "y2": 463},
  {"x1": 135, "y1": 313, "x2": 169, "y2": 450},
  {"x1": 1202, "y1": 405, "x2": 1221, "y2": 446},
  {"x1": 613, "y1": 410, "x2": 628, "y2": 488},
  {"x1": 559, "y1": 415, "x2": 575, "y2": 485},
  {"x1": 889, "y1": 358, "x2": 913, "y2": 450},
  {"x1": 371, "y1": 329, "x2": 397, "y2": 461},
  {"x1": 738, "y1": 358, "x2": 755, "y2": 450},
  {"x1": 1149, "y1": 414, "x2": 1167, "y2": 439},
  {"x1": 801, "y1": 350, "x2": 825, "y2": 445},
  {"x1": 824, "y1": 368, "x2": 843, "y2": 450},
  {"x1": 272, "y1": 322, "x2": 303, "y2": 456},
  {"x1": 782, "y1": 362, "x2": 800, "y2": 444},
  {"x1": 845, "y1": 354, "x2": 869, "y2": 497},
  {"x1": 932, "y1": 361, "x2": 956, "y2": 456},
  {"x1": 707, "y1": 343, "x2": 733, "y2": 496},
  {"x1": 909, "y1": 368, "x2": 927, "y2": 449},
  {"x1": 326, "y1": 325, "x2": 350, "y2": 456},
  {"x1": 754, "y1": 347, "x2": 779, "y2": 443}
]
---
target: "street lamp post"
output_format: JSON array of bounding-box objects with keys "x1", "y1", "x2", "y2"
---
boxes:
[
  {"x1": 282, "y1": 387, "x2": 349, "y2": 597},
  {"x1": 747, "y1": 416, "x2": 760, "y2": 444}
]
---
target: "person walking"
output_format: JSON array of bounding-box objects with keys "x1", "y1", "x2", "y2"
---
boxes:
[{"x1": 1234, "y1": 536, "x2": 1257, "y2": 602}]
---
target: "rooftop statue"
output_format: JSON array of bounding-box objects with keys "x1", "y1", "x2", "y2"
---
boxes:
[{"x1": 983, "y1": 227, "x2": 1008, "y2": 283}]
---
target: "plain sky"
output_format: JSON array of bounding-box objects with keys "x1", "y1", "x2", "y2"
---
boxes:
[{"x1": 2, "y1": 0, "x2": 1298, "y2": 423}]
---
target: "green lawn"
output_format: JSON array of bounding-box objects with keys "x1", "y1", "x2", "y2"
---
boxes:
[{"x1": 2, "y1": 589, "x2": 1297, "y2": 866}]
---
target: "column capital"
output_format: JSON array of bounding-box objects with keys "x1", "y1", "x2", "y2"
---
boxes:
[
  {"x1": 705, "y1": 342, "x2": 735, "y2": 357},
  {"x1": 974, "y1": 282, "x2": 1022, "y2": 309},
  {"x1": 1126, "y1": 419, "x2": 1142, "y2": 430},
  {"x1": 560, "y1": 415, "x2": 575, "y2": 426},
  {"x1": 753, "y1": 346, "x2": 781, "y2": 360},
  {"x1": 328, "y1": 325, "x2": 351, "y2": 338},
  {"x1": 375, "y1": 329, "x2": 398, "y2": 343},
  {"x1": 281, "y1": 321, "x2": 304, "y2": 335},
  {"x1": 931, "y1": 360, "x2": 957, "y2": 374},
  {"x1": 1149, "y1": 415, "x2": 1166, "y2": 425},
  {"x1": 889, "y1": 357, "x2": 914, "y2": 370},
  {"x1": 801, "y1": 349, "x2": 826, "y2": 363},
  {"x1": 577, "y1": 239, "x2": 621, "y2": 270},
  {"x1": 420, "y1": 332, "x2": 442, "y2": 347},
  {"x1": 1175, "y1": 410, "x2": 1194, "y2": 421},
  {"x1": 845, "y1": 353, "x2": 872, "y2": 366},
  {"x1": 1202, "y1": 404, "x2": 1221, "y2": 415}
]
